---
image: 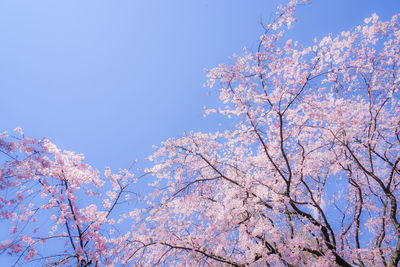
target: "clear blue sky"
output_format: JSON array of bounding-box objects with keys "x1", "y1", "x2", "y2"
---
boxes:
[
  {"x1": 0, "y1": 0, "x2": 399, "y2": 265},
  {"x1": 0, "y1": 0, "x2": 398, "y2": 171}
]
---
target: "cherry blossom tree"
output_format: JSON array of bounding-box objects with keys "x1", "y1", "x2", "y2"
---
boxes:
[
  {"x1": 0, "y1": 128, "x2": 140, "y2": 266},
  {"x1": 1, "y1": 0, "x2": 400, "y2": 266}
]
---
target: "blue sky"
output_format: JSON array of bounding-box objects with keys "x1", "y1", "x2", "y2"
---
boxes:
[
  {"x1": 0, "y1": 0, "x2": 399, "y2": 170},
  {"x1": 0, "y1": 0, "x2": 399, "y2": 265}
]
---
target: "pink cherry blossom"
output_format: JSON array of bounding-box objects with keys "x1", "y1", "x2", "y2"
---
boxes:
[{"x1": 0, "y1": 1, "x2": 399, "y2": 266}]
